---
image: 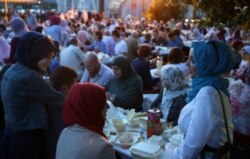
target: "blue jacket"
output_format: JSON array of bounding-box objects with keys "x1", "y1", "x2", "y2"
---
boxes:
[{"x1": 1, "y1": 63, "x2": 64, "y2": 131}]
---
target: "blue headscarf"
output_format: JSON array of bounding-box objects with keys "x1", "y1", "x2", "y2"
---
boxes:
[{"x1": 186, "y1": 41, "x2": 235, "y2": 102}]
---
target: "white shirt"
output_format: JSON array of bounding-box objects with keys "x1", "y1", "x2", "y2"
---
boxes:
[
  {"x1": 114, "y1": 40, "x2": 128, "y2": 56},
  {"x1": 59, "y1": 45, "x2": 85, "y2": 79},
  {"x1": 172, "y1": 86, "x2": 233, "y2": 159}
]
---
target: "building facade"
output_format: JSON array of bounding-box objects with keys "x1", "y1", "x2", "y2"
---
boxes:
[{"x1": 57, "y1": 0, "x2": 152, "y2": 19}]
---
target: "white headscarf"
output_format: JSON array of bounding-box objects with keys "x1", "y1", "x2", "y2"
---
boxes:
[{"x1": 161, "y1": 88, "x2": 189, "y2": 119}]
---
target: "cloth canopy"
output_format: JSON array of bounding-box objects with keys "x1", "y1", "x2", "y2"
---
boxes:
[{"x1": 0, "y1": 0, "x2": 38, "y2": 2}]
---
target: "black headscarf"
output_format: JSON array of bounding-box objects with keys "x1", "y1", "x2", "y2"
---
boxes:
[
  {"x1": 112, "y1": 55, "x2": 136, "y2": 79},
  {"x1": 14, "y1": 32, "x2": 57, "y2": 72}
]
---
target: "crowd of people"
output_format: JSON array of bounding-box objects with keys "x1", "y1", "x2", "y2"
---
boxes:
[{"x1": 0, "y1": 8, "x2": 249, "y2": 159}]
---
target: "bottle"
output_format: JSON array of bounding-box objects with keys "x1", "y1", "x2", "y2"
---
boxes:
[
  {"x1": 147, "y1": 108, "x2": 163, "y2": 138},
  {"x1": 156, "y1": 56, "x2": 163, "y2": 75}
]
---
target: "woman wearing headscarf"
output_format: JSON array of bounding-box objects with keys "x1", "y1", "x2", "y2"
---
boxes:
[
  {"x1": 191, "y1": 28, "x2": 204, "y2": 41},
  {"x1": 56, "y1": 83, "x2": 115, "y2": 159},
  {"x1": 0, "y1": 32, "x2": 64, "y2": 159},
  {"x1": 106, "y1": 56, "x2": 143, "y2": 112},
  {"x1": 172, "y1": 41, "x2": 235, "y2": 159},
  {"x1": 4, "y1": 17, "x2": 28, "y2": 63},
  {"x1": 151, "y1": 67, "x2": 189, "y2": 126},
  {"x1": 228, "y1": 79, "x2": 250, "y2": 146}
]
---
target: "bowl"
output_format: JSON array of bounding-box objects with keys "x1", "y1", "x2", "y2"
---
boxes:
[
  {"x1": 128, "y1": 119, "x2": 139, "y2": 127},
  {"x1": 111, "y1": 118, "x2": 127, "y2": 132}
]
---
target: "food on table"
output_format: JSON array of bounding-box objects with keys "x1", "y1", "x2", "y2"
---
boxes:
[
  {"x1": 119, "y1": 133, "x2": 133, "y2": 144},
  {"x1": 109, "y1": 131, "x2": 117, "y2": 136}
]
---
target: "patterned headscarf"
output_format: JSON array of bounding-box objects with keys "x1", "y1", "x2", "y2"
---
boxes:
[
  {"x1": 162, "y1": 67, "x2": 189, "y2": 91},
  {"x1": 63, "y1": 83, "x2": 107, "y2": 138},
  {"x1": 187, "y1": 41, "x2": 235, "y2": 102}
]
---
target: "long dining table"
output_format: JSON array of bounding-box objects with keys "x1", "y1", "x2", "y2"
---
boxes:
[{"x1": 104, "y1": 104, "x2": 177, "y2": 159}]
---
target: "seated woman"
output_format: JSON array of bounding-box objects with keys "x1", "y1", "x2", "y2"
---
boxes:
[
  {"x1": 228, "y1": 79, "x2": 250, "y2": 145},
  {"x1": 106, "y1": 56, "x2": 143, "y2": 112},
  {"x1": 56, "y1": 83, "x2": 115, "y2": 159},
  {"x1": 234, "y1": 45, "x2": 250, "y2": 84},
  {"x1": 132, "y1": 44, "x2": 159, "y2": 92},
  {"x1": 161, "y1": 47, "x2": 189, "y2": 77},
  {"x1": 150, "y1": 67, "x2": 189, "y2": 126}
]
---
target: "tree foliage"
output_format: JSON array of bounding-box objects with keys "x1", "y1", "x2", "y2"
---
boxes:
[
  {"x1": 145, "y1": 0, "x2": 187, "y2": 21},
  {"x1": 192, "y1": 0, "x2": 250, "y2": 28},
  {"x1": 146, "y1": 0, "x2": 250, "y2": 29}
]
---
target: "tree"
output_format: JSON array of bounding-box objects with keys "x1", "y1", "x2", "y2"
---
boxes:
[
  {"x1": 145, "y1": 0, "x2": 187, "y2": 22},
  {"x1": 189, "y1": 0, "x2": 250, "y2": 28},
  {"x1": 146, "y1": 0, "x2": 250, "y2": 29}
]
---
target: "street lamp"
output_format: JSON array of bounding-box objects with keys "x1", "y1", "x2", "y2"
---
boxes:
[
  {"x1": 38, "y1": 1, "x2": 42, "y2": 15},
  {"x1": 4, "y1": 0, "x2": 8, "y2": 18}
]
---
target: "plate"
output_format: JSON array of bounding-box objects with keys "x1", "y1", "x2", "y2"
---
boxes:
[
  {"x1": 129, "y1": 142, "x2": 162, "y2": 158},
  {"x1": 111, "y1": 132, "x2": 141, "y2": 148}
]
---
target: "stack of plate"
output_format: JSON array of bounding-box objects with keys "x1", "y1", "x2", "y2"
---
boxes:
[{"x1": 129, "y1": 142, "x2": 162, "y2": 159}]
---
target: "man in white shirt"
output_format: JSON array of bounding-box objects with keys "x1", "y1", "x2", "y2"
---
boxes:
[
  {"x1": 112, "y1": 30, "x2": 128, "y2": 56},
  {"x1": 60, "y1": 38, "x2": 85, "y2": 80},
  {"x1": 80, "y1": 52, "x2": 114, "y2": 87}
]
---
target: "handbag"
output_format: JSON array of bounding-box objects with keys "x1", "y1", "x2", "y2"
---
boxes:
[
  {"x1": 200, "y1": 87, "x2": 231, "y2": 159},
  {"x1": 211, "y1": 88, "x2": 231, "y2": 159},
  {"x1": 202, "y1": 88, "x2": 250, "y2": 159}
]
